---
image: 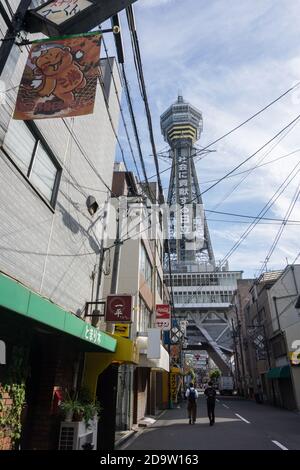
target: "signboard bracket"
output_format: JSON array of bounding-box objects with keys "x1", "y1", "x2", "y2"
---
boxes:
[{"x1": 84, "y1": 301, "x2": 106, "y2": 318}]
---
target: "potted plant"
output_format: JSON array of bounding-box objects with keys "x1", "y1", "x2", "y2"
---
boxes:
[
  {"x1": 59, "y1": 388, "x2": 101, "y2": 427},
  {"x1": 59, "y1": 390, "x2": 82, "y2": 422},
  {"x1": 82, "y1": 401, "x2": 102, "y2": 428}
]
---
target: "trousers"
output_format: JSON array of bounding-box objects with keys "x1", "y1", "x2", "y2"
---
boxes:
[
  {"x1": 187, "y1": 401, "x2": 197, "y2": 422},
  {"x1": 207, "y1": 400, "x2": 215, "y2": 422}
]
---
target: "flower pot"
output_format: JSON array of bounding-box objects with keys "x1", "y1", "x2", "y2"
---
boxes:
[
  {"x1": 73, "y1": 410, "x2": 84, "y2": 422},
  {"x1": 64, "y1": 410, "x2": 73, "y2": 422}
]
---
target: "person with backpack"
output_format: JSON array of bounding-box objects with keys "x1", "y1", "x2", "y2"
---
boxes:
[
  {"x1": 185, "y1": 382, "x2": 198, "y2": 424},
  {"x1": 204, "y1": 381, "x2": 216, "y2": 425}
]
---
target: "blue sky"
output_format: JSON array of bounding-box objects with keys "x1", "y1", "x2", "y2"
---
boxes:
[{"x1": 103, "y1": 0, "x2": 300, "y2": 277}]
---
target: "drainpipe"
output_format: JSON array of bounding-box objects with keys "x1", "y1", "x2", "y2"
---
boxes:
[
  {"x1": 291, "y1": 265, "x2": 299, "y2": 295},
  {"x1": 234, "y1": 305, "x2": 246, "y2": 396},
  {"x1": 272, "y1": 297, "x2": 281, "y2": 332},
  {"x1": 231, "y1": 319, "x2": 241, "y2": 394}
]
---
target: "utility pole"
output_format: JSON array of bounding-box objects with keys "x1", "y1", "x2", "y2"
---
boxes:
[
  {"x1": 231, "y1": 318, "x2": 241, "y2": 395},
  {"x1": 0, "y1": 0, "x2": 32, "y2": 75},
  {"x1": 97, "y1": 202, "x2": 123, "y2": 452},
  {"x1": 234, "y1": 305, "x2": 246, "y2": 396}
]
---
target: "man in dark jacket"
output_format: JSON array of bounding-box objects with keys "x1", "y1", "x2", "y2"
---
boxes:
[{"x1": 204, "y1": 381, "x2": 216, "y2": 425}]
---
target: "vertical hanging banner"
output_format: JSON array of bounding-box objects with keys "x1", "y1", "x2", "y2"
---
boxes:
[{"x1": 13, "y1": 33, "x2": 101, "y2": 120}]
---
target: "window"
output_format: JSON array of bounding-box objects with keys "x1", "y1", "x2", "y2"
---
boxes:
[
  {"x1": 140, "y1": 243, "x2": 153, "y2": 291},
  {"x1": 157, "y1": 274, "x2": 163, "y2": 299},
  {"x1": 138, "y1": 296, "x2": 151, "y2": 333},
  {"x1": 3, "y1": 119, "x2": 61, "y2": 208}
]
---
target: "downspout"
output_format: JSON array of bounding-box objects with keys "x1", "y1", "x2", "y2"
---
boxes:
[
  {"x1": 291, "y1": 265, "x2": 299, "y2": 295},
  {"x1": 272, "y1": 297, "x2": 281, "y2": 332}
]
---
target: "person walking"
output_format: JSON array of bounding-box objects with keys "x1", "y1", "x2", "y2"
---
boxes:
[
  {"x1": 185, "y1": 382, "x2": 198, "y2": 424},
  {"x1": 204, "y1": 381, "x2": 216, "y2": 426}
]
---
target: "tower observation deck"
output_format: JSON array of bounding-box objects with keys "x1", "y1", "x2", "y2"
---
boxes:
[
  {"x1": 161, "y1": 95, "x2": 242, "y2": 374},
  {"x1": 161, "y1": 95, "x2": 215, "y2": 270}
]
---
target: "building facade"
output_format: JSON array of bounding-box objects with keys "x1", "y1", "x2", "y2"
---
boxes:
[
  {"x1": 232, "y1": 268, "x2": 300, "y2": 411},
  {"x1": 100, "y1": 168, "x2": 170, "y2": 434},
  {"x1": 0, "y1": 8, "x2": 124, "y2": 448}
]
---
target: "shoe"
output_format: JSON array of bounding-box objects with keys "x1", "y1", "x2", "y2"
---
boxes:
[
  {"x1": 189, "y1": 418, "x2": 191, "y2": 424},
  {"x1": 193, "y1": 420, "x2": 196, "y2": 424},
  {"x1": 209, "y1": 420, "x2": 213, "y2": 426}
]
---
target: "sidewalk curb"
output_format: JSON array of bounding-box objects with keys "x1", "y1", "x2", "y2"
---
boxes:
[
  {"x1": 116, "y1": 409, "x2": 167, "y2": 450},
  {"x1": 115, "y1": 430, "x2": 137, "y2": 450}
]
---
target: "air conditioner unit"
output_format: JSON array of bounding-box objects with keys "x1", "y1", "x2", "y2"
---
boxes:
[{"x1": 58, "y1": 418, "x2": 98, "y2": 450}]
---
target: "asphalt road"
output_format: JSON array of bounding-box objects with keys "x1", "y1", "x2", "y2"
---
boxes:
[{"x1": 123, "y1": 395, "x2": 300, "y2": 450}]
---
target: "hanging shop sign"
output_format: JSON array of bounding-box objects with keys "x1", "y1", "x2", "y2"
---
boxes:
[
  {"x1": 25, "y1": 0, "x2": 138, "y2": 36},
  {"x1": 13, "y1": 33, "x2": 101, "y2": 120},
  {"x1": 155, "y1": 304, "x2": 171, "y2": 331},
  {"x1": 105, "y1": 295, "x2": 133, "y2": 323},
  {"x1": 114, "y1": 323, "x2": 130, "y2": 338}
]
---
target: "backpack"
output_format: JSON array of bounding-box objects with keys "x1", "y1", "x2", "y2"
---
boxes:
[{"x1": 188, "y1": 388, "x2": 196, "y2": 402}]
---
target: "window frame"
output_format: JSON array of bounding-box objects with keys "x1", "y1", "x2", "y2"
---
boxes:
[{"x1": 2, "y1": 119, "x2": 62, "y2": 209}]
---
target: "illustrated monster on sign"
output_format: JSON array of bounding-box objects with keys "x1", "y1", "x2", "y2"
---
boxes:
[{"x1": 31, "y1": 46, "x2": 86, "y2": 106}]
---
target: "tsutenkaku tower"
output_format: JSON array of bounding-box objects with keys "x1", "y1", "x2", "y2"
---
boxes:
[{"x1": 160, "y1": 95, "x2": 215, "y2": 268}]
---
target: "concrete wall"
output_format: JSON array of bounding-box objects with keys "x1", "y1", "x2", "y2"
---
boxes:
[
  {"x1": 0, "y1": 32, "x2": 121, "y2": 315},
  {"x1": 269, "y1": 265, "x2": 300, "y2": 409}
]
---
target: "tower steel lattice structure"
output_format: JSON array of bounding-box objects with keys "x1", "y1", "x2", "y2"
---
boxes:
[
  {"x1": 161, "y1": 95, "x2": 215, "y2": 269},
  {"x1": 161, "y1": 95, "x2": 242, "y2": 376}
]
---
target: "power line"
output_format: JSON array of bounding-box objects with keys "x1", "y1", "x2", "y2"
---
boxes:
[
  {"x1": 100, "y1": 33, "x2": 142, "y2": 182},
  {"x1": 120, "y1": 62, "x2": 153, "y2": 196},
  {"x1": 205, "y1": 208, "x2": 300, "y2": 223},
  {"x1": 206, "y1": 218, "x2": 300, "y2": 225},
  {"x1": 211, "y1": 118, "x2": 300, "y2": 211},
  {"x1": 97, "y1": 75, "x2": 129, "y2": 173},
  {"x1": 292, "y1": 251, "x2": 300, "y2": 264},
  {"x1": 258, "y1": 181, "x2": 300, "y2": 276},
  {"x1": 219, "y1": 159, "x2": 300, "y2": 266},
  {"x1": 146, "y1": 80, "x2": 300, "y2": 181},
  {"x1": 100, "y1": 29, "x2": 159, "y2": 205},
  {"x1": 188, "y1": 113, "x2": 300, "y2": 204},
  {"x1": 199, "y1": 148, "x2": 300, "y2": 185},
  {"x1": 62, "y1": 119, "x2": 117, "y2": 198},
  {"x1": 126, "y1": 5, "x2": 163, "y2": 200}
]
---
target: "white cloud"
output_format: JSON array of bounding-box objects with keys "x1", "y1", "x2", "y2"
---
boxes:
[{"x1": 111, "y1": 1, "x2": 300, "y2": 276}]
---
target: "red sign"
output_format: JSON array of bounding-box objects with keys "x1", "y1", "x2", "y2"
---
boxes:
[
  {"x1": 105, "y1": 295, "x2": 132, "y2": 323},
  {"x1": 155, "y1": 304, "x2": 171, "y2": 331}
]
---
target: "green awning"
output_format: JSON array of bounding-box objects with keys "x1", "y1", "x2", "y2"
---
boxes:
[
  {"x1": 280, "y1": 365, "x2": 291, "y2": 378},
  {"x1": 267, "y1": 365, "x2": 291, "y2": 379},
  {"x1": 0, "y1": 272, "x2": 116, "y2": 353}
]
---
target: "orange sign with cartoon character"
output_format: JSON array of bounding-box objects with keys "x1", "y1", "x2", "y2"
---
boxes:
[{"x1": 14, "y1": 34, "x2": 101, "y2": 120}]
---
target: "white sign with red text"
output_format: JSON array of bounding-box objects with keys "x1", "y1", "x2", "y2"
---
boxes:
[{"x1": 155, "y1": 304, "x2": 171, "y2": 331}]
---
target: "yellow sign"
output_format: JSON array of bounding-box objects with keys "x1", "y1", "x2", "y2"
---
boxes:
[
  {"x1": 114, "y1": 324, "x2": 129, "y2": 338},
  {"x1": 289, "y1": 351, "x2": 300, "y2": 366},
  {"x1": 170, "y1": 373, "x2": 177, "y2": 404}
]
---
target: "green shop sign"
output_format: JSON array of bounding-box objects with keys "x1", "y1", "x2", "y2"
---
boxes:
[{"x1": 0, "y1": 273, "x2": 116, "y2": 353}]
